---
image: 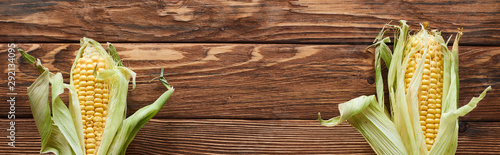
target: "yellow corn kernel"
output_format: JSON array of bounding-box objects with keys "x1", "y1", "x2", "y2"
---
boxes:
[
  {"x1": 404, "y1": 34, "x2": 443, "y2": 151},
  {"x1": 85, "y1": 106, "x2": 95, "y2": 111},
  {"x1": 95, "y1": 88, "x2": 103, "y2": 94},
  {"x1": 91, "y1": 55, "x2": 99, "y2": 62},
  {"x1": 86, "y1": 138, "x2": 96, "y2": 144},
  {"x1": 95, "y1": 108, "x2": 104, "y2": 113},
  {"x1": 94, "y1": 112, "x2": 103, "y2": 117},
  {"x1": 87, "y1": 149, "x2": 95, "y2": 154}
]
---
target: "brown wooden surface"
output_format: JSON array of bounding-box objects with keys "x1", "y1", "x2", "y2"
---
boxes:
[
  {"x1": 0, "y1": 119, "x2": 499, "y2": 155},
  {"x1": 0, "y1": 44, "x2": 498, "y2": 121},
  {"x1": 0, "y1": 0, "x2": 499, "y2": 154},
  {"x1": 1, "y1": 0, "x2": 499, "y2": 45}
]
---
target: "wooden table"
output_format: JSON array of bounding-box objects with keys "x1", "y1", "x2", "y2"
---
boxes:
[{"x1": 1, "y1": 0, "x2": 498, "y2": 154}]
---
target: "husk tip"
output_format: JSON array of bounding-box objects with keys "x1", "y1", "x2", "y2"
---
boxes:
[{"x1": 317, "y1": 112, "x2": 330, "y2": 126}]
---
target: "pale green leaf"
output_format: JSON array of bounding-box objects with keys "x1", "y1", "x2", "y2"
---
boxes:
[
  {"x1": 108, "y1": 88, "x2": 174, "y2": 155},
  {"x1": 18, "y1": 48, "x2": 36, "y2": 65},
  {"x1": 373, "y1": 36, "x2": 392, "y2": 115},
  {"x1": 379, "y1": 41, "x2": 392, "y2": 67},
  {"x1": 451, "y1": 31, "x2": 462, "y2": 103},
  {"x1": 65, "y1": 84, "x2": 85, "y2": 154},
  {"x1": 27, "y1": 66, "x2": 52, "y2": 152},
  {"x1": 318, "y1": 95, "x2": 370, "y2": 127},
  {"x1": 41, "y1": 124, "x2": 77, "y2": 155},
  {"x1": 27, "y1": 65, "x2": 76, "y2": 155},
  {"x1": 97, "y1": 68, "x2": 133, "y2": 155},
  {"x1": 50, "y1": 73, "x2": 83, "y2": 155},
  {"x1": 455, "y1": 86, "x2": 491, "y2": 116},
  {"x1": 319, "y1": 95, "x2": 407, "y2": 155},
  {"x1": 106, "y1": 69, "x2": 172, "y2": 155},
  {"x1": 431, "y1": 86, "x2": 491, "y2": 155},
  {"x1": 118, "y1": 66, "x2": 137, "y2": 90},
  {"x1": 107, "y1": 42, "x2": 123, "y2": 66}
]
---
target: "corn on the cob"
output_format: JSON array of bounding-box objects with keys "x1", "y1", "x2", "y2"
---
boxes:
[
  {"x1": 73, "y1": 46, "x2": 110, "y2": 155},
  {"x1": 318, "y1": 21, "x2": 491, "y2": 155},
  {"x1": 21, "y1": 38, "x2": 174, "y2": 155},
  {"x1": 404, "y1": 33, "x2": 443, "y2": 151}
]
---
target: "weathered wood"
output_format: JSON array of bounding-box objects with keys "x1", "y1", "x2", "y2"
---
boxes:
[
  {"x1": 1, "y1": 43, "x2": 498, "y2": 121},
  {"x1": 1, "y1": 0, "x2": 499, "y2": 45},
  {"x1": 0, "y1": 119, "x2": 498, "y2": 154}
]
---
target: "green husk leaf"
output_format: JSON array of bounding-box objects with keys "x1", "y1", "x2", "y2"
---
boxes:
[
  {"x1": 95, "y1": 68, "x2": 130, "y2": 155},
  {"x1": 430, "y1": 86, "x2": 491, "y2": 155},
  {"x1": 318, "y1": 96, "x2": 370, "y2": 126},
  {"x1": 119, "y1": 66, "x2": 137, "y2": 90},
  {"x1": 19, "y1": 49, "x2": 46, "y2": 74},
  {"x1": 370, "y1": 24, "x2": 393, "y2": 67},
  {"x1": 106, "y1": 69, "x2": 173, "y2": 155},
  {"x1": 454, "y1": 86, "x2": 491, "y2": 116},
  {"x1": 65, "y1": 84, "x2": 85, "y2": 154},
  {"x1": 26, "y1": 63, "x2": 53, "y2": 152},
  {"x1": 372, "y1": 36, "x2": 392, "y2": 115},
  {"x1": 18, "y1": 48, "x2": 36, "y2": 64},
  {"x1": 43, "y1": 124, "x2": 77, "y2": 155},
  {"x1": 373, "y1": 25, "x2": 389, "y2": 44},
  {"x1": 107, "y1": 42, "x2": 123, "y2": 66},
  {"x1": 26, "y1": 60, "x2": 79, "y2": 155},
  {"x1": 50, "y1": 73, "x2": 83, "y2": 155},
  {"x1": 319, "y1": 95, "x2": 407, "y2": 155},
  {"x1": 367, "y1": 25, "x2": 392, "y2": 115},
  {"x1": 379, "y1": 40, "x2": 393, "y2": 68},
  {"x1": 452, "y1": 30, "x2": 462, "y2": 104},
  {"x1": 108, "y1": 87, "x2": 174, "y2": 155}
]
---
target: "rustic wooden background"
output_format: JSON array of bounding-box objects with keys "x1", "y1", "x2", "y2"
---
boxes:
[{"x1": 0, "y1": 0, "x2": 499, "y2": 154}]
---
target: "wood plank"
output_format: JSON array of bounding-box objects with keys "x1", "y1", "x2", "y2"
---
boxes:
[
  {"x1": 0, "y1": 43, "x2": 498, "y2": 121},
  {"x1": 1, "y1": 0, "x2": 499, "y2": 45},
  {"x1": 0, "y1": 119, "x2": 498, "y2": 154}
]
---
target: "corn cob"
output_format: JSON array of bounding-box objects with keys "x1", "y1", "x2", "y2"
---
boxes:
[
  {"x1": 73, "y1": 46, "x2": 110, "y2": 155},
  {"x1": 318, "y1": 21, "x2": 492, "y2": 155},
  {"x1": 20, "y1": 38, "x2": 175, "y2": 155},
  {"x1": 404, "y1": 32, "x2": 443, "y2": 150}
]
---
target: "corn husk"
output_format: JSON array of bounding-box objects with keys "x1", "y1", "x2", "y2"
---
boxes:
[
  {"x1": 318, "y1": 21, "x2": 491, "y2": 155},
  {"x1": 319, "y1": 95, "x2": 407, "y2": 155},
  {"x1": 20, "y1": 38, "x2": 174, "y2": 155}
]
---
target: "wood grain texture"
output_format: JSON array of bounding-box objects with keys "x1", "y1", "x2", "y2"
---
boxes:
[
  {"x1": 0, "y1": 119, "x2": 498, "y2": 154},
  {"x1": 1, "y1": 0, "x2": 499, "y2": 45},
  {"x1": 0, "y1": 43, "x2": 498, "y2": 121}
]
